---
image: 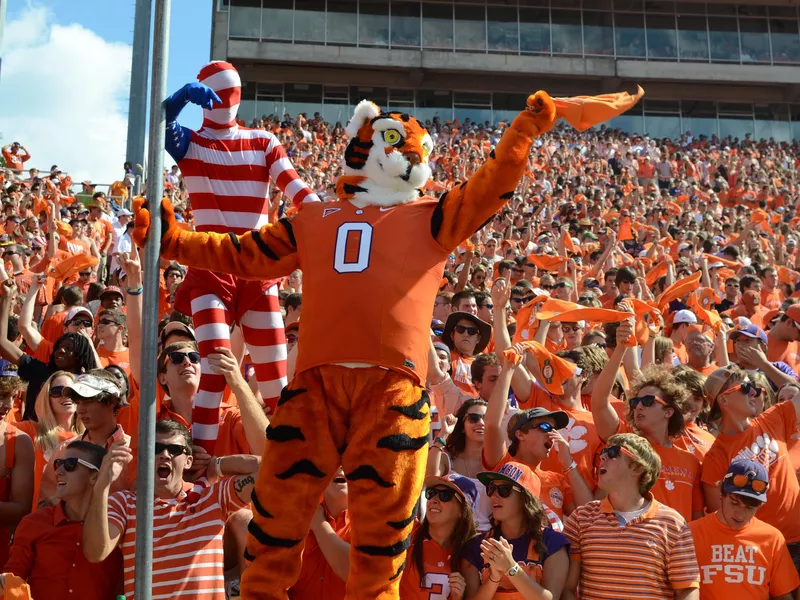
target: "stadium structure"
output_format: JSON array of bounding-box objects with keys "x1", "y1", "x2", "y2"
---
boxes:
[{"x1": 211, "y1": 0, "x2": 800, "y2": 140}]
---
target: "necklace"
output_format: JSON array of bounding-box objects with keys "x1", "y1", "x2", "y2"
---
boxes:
[{"x1": 455, "y1": 454, "x2": 481, "y2": 479}]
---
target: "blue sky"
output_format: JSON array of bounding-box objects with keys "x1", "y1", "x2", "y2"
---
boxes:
[{"x1": 1, "y1": 0, "x2": 213, "y2": 183}]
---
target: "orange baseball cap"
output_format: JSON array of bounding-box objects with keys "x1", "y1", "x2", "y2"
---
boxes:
[
  {"x1": 786, "y1": 304, "x2": 800, "y2": 325},
  {"x1": 478, "y1": 462, "x2": 541, "y2": 499}
]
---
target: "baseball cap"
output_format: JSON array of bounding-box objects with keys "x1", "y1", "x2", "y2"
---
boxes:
[
  {"x1": 721, "y1": 459, "x2": 769, "y2": 504},
  {"x1": 509, "y1": 407, "x2": 569, "y2": 437},
  {"x1": 423, "y1": 473, "x2": 479, "y2": 507},
  {"x1": 729, "y1": 324, "x2": 767, "y2": 345},
  {"x1": 64, "y1": 374, "x2": 127, "y2": 406},
  {"x1": 117, "y1": 208, "x2": 133, "y2": 217},
  {"x1": 673, "y1": 309, "x2": 698, "y2": 325},
  {"x1": 65, "y1": 306, "x2": 93, "y2": 323},
  {"x1": 677, "y1": 242, "x2": 691, "y2": 252},
  {"x1": 785, "y1": 304, "x2": 800, "y2": 325},
  {"x1": 742, "y1": 290, "x2": 761, "y2": 311},
  {"x1": 704, "y1": 366, "x2": 738, "y2": 405},
  {"x1": 160, "y1": 321, "x2": 196, "y2": 345},
  {"x1": 477, "y1": 462, "x2": 541, "y2": 498},
  {"x1": 99, "y1": 286, "x2": 123, "y2": 299},
  {"x1": 0, "y1": 358, "x2": 17, "y2": 378},
  {"x1": 432, "y1": 341, "x2": 450, "y2": 357}
]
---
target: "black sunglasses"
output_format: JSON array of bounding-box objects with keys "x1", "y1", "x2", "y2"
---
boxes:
[
  {"x1": 155, "y1": 442, "x2": 189, "y2": 457},
  {"x1": 540, "y1": 285, "x2": 554, "y2": 291},
  {"x1": 425, "y1": 486, "x2": 457, "y2": 503},
  {"x1": 69, "y1": 319, "x2": 93, "y2": 328},
  {"x1": 465, "y1": 413, "x2": 485, "y2": 424},
  {"x1": 79, "y1": 271, "x2": 92, "y2": 277},
  {"x1": 511, "y1": 295, "x2": 536, "y2": 304},
  {"x1": 486, "y1": 483, "x2": 519, "y2": 498},
  {"x1": 54, "y1": 457, "x2": 99, "y2": 472},
  {"x1": 629, "y1": 394, "x2": 666, "y2": 409},
  {"x1": 98, "y1": 318, "x2": 119, "y2": 326},
  {"x1": 168, "y1": 351, "x2": 201, "y2": 365},
  {"x1": 453, "y1": 325, "x2": 479, "y2": 336}
]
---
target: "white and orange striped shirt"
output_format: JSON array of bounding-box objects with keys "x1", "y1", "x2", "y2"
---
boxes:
[
  {"x1": 107, "y1": 477, "x2": 248, "y2": 599},
  {"x1": 563, "y1": 495, "x2": 700, "y2": 599}
]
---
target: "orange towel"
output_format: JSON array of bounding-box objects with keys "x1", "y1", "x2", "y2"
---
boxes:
[
  {"x1": 618, "y1": 217, "x2": 634, "y2": 242},
  {"x1": 553, "y1": 86, "x2": 645, "y2": 132},
  {"x1": 527, "y1": 254, "x2": 567, "y2": 272},
  {"x1": 657, "y1": 271, "x2": 702, "y2": 313},
  {"x1": 48, "y1": 254, "x2": 99, "y2": 281},
  {"x1": 645, "y1": 260, "x2": 671, "y2": 287},
  {"x1": 3, "y1": 573, "x2": 33, "y2": 600},
  {"x1": 503, "y1": 341, "x2": 578, "y2": 395}
]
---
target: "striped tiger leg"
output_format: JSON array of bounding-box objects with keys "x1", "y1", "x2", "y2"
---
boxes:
[
  {"x1": 240, "y1": 368, "x2": 345, "y2": 600},
  {"x1": 342, "y1": 371, "x2": 430, "y2": 600}
]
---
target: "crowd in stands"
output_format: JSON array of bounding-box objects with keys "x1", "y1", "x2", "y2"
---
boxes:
[{"x1": 0, "y1": 107, "x2": 799, "y2": 600}]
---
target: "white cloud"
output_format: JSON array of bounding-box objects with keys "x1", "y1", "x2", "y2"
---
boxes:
[{"x1": 0, "y1": 5, "x2": 132, "y2": 186}]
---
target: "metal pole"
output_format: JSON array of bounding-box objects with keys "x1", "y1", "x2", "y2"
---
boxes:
[
  {"x1": 126, "y1": 0, "x2": 153, "y2": 197},
  {"x1": 135, "y1": 0, "x2": 169, "y2": 597}
]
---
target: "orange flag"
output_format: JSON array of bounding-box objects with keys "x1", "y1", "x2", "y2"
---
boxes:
[
  {"x1": 618, "y1": 217, "x2": 634, "y2": 242},
  {"x1": 553, "y1": 85, "x2": 645, "y2": 132},
  {"x1": 657, "y1": 271, "x2": 702, "y2": 313},
  {"x1": 527, "y1": 254, "x2": 567, "y2": 272},
  {"x1": 503, "y1": 341, "x2": 578, "y2": 395}
]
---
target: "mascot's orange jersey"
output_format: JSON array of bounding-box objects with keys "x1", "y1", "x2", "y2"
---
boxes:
[{"x1": 292, "y1": 200, "x2": 448, "y2": 384}]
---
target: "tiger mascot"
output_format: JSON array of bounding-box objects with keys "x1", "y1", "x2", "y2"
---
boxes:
[{"x1": 134, "y1": 90, "x2": 627, "y2": 599}]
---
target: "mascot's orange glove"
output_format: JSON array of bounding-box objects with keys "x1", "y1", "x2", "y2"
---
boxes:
[{"x1": 524, "y1": 91, "x2": 557, "y2": 136}]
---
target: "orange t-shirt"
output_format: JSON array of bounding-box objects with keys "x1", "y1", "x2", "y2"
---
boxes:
[
  {"x1": 398, "y1": 534, "x2": 456, "y2": 600},
  {"x1": 690, "y1": 513, "x2": 800, "y2": 599},
  {"x1": 521, "y1": 387, "x2": 603, "y2": 490},
  {"x1": 766, "y1": 334, "x2": 800, "y2": 373},
  {"x1": 289, "y1": 507, "x2": 350, "y2": 600},
  {"x1": 674, "y1": 342, "x2": 689, "y2": 365},
  {"x1": 451, "y1": 352, "x2": 476, "y2": 396},
  {"x1": 97, "y1": 346, "x2": 131, "y2": 376},
  {"x1": 760, "y1": 289, "x2": 784, "y2": 312},
  {"x1": 674, "y1": 422, "x2": 717, "y2": 460},
  {"x1": 701, "y1": 401, "x2": 800, "y2": 543},
  {"x1": 40, "y1": 311, "x2": 68, "y2": 346}
]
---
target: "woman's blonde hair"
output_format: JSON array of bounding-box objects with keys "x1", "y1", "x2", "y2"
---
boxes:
[
  {"x1": 750, "y1": 371, "x2": 775, "y2": 413},
  {"x1": 34, "y1": 371, "x2": 83, "y2": 453},
  {"x1": 653, "y1": 336, "x2": 674, "y2": 365}
]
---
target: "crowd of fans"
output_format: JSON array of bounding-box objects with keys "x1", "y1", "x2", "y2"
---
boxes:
[{"x1": 0, "y1": 107, "x2": 799, "y2": 600}]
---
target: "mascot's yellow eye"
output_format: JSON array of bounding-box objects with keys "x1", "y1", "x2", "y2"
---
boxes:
[{"x1": 382, "y1": 129, "x2": 402, "y2": 144}]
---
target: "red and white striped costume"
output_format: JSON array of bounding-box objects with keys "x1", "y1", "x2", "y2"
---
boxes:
[{"x1": 171, "y1": 61, "x2": 320, "y2": 453}]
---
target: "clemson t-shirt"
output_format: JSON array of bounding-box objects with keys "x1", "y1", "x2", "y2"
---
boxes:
[
  {"x1": 701, "y1": 402, "x2": 800, "y2": 543},
  {"x1": 690, "y1": 513, "x2": 800, "y2": 599}
]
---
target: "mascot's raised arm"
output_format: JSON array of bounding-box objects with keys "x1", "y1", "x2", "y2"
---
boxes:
[
  {"x1": 161, "y1": 61, "x2": 319, "y2": 455},
  {"x1": 135, "y1": 86, "x2": 642, "y2": 600}
]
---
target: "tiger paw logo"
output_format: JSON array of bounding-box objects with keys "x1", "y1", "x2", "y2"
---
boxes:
[
  {"x1": 733, "y1": 433, "x2": 780, "y2": 468},
  {"x1": 542, "y1": 359, "x2": 554, "y2": 384},
  {"x1": 561, "y1": 417, "x2": 588, "y2": 453},
  {"x1": 664, "y1": 479, "x2": 675, "y2": 491}
]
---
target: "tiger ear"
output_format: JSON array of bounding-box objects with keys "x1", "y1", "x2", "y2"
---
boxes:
[{"x1": 345, "y1": 100, "x2": 381, "y2": 139}]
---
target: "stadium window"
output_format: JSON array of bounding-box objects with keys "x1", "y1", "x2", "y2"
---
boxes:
[
  {"x1": 217, "y1": 0, "x2": 230, "y2": 11},
  {"x1": 259, "y1": 0, "x2": 292, "y2": 41},
  {"x1": 294, "y1": 0, "x2": 326, "y2": 43},
  {"x1": 754, "y1": 104, "x2": 792, "y2": 142},
  {"x1": 791, "y1": 105, "x2": 800, "y2": 140},
  {"x1": 416, "y1": 90, "x2": 454, "y2": 123},
  {"x1": 350, "y1": 86, "x2": 388, "y2": 107},
  {"x1": 677, "y1": 13, "x2": 708, "y2": 61},
  {"x1": 455, "y1": 3, "x2": 486, "y2": 52},
  {"x1": 519, "y1": 4, "x2": 550, "y2": 54},
  {"x1": 422, "y1": 3, "x2": 454, "y2": 50},
  {"x1": 643, "y1": 100, "x2": 681, "y2": 140},
  {"x1": 681, "y1": 100, "x2": 718, "y2": 138},
  {"x1": 454, "y1": 91, "x2": 493, "y2": 124},
  {"x1": 739, "y1": 19, "x2": 772, "y2": 63},
  {"x1": 391, "y1": 1, "x2": 421, "y2": 47},
  {"x1": 770, "y1": 15, "x2": 800, "y2": 64},
  {"x1": 709, "y1": 17, "x2": 740, "y2": 62},
  {"x1": 239, "y1": 82, "x2": 257, "y2": 124},
  {"x1": 388, "y1": 89, "x2": 415, "y2": 111},
  {"x1": 645, "y1": 13, "x2": 677, "y2": 59},
  {"x1": 358, "y1": 0, "x2": 390, "y2": 47},
  {"x1": 613, "y1": 0, "x2": 643, "y2": 12},
  {"x1": 705, "y1": 3, "x2": 737, "y2": 16},
  {"x1": 229, "y1": 0, "x2": 261, "y2": 39},
  {"x1": 583, "y1": 11, "x2": 614, "y2": 56},
  {"x1": 487, "y1": 2, "x2": 519, "y2": 53},
  {"x1": 737, "y1": 4, "x2": 767, "y2": 18},
  {"x1": 327, "y1": 1, "x2": 358, "y2": 45},
  {"x1": 255, "y1": 82, "x2": 283, "y2": 117},
  {"x1": 607, "y1": 100, "x2": 644, "y2": 135},
  {"x1": 551, "y1": 10, "x2": 583, "y2": 55},
  {"x1": 283, "y1": 83, "x2": 324, "y2": 122},
  {"x1": 718, "y1": 103, "x2": 755, "y2": 141},
  {"x1": 614, "y1": 13, "x2": 646, "y2": 57}
]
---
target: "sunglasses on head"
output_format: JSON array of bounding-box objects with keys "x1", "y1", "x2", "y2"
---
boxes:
[
  {"x1": 425, "y1": 486, "x2": 459, "y2": 503},
  {"x1": 724, "y1": 471, "x2": 768, "y2": 494},
  {"x1": 54, "y1": 457, "x2": 99, "y2": 472},
  {"x1": 722, "y1": 380, "x2": 762, "y2": 398},
  {"x1": 69, "y1": 318, "x2": 93, "y2": 328},
  {"x1": 486, "y1": 483, "x2": 520, "y2": 498},
  {"x1": 155, "y1": 442, "x2": 189, "y2": 457},
  {"x1": 629, "y1": 394, "x2": 669, "y2": 409},
  {"x1": 167, "y1": 351, "x2": 201, "y2": 365},
  {"x1": 454, "y1": 325, "x2": 479, "y2": 336},
  {"x1": 600, "y1": 444, "x2": 638, "y2": 461},
  {"x1": 465, "y1": 413, "x2": 485, "y2": 424}
]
